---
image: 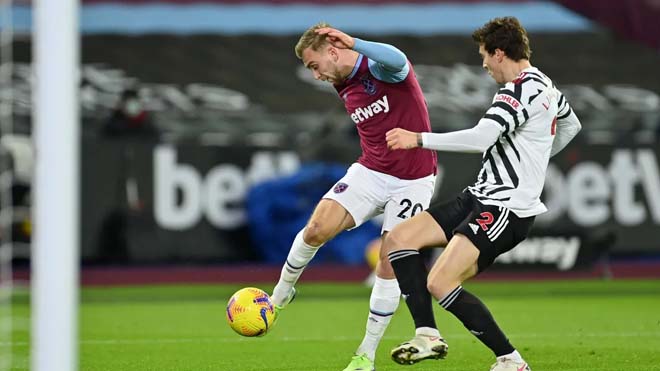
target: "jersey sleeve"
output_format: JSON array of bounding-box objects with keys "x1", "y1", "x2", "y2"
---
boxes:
[
  {"x1": 352, "y1": 38, "x2": 410, "y2": 83},
  {"x1": 479, "y1": 85, "x2": 530, "y2": 136},
  {"x1": 556, "y1": 90, "x2": 573, "y2": 120},
  {"x1": 421, "y1": 120, "x2": 502, "y2": 153},
  {"x1": 551, "y1": 90, "x2": 582, "y2": 157}
]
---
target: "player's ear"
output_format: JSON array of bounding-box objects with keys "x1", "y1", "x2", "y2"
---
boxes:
[
  {"x1": 327, "y1": 45, "x2": 339, "y2": 62},
  {"x1": 495, "y1": 48, "x2": 505, "y2": 62}
]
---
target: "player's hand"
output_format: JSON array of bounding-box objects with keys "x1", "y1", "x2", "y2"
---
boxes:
[
  {"x1": 315, "y1": 27, "x2": 355, "y2": 49},
  {"x1": 386, "y1": 128, "x2": 420, "y2": 150}
]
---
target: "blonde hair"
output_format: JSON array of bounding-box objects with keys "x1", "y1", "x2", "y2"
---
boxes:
[{"x1": 295, "y1": 22, "x2": 331, "y2": 59}]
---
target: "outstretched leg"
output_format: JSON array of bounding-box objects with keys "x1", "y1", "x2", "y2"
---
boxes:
[
  {"x1": 271, "y1": 199, "x2": 354, "y2": 307},
  {"x1": 428, "y1": 234, "x2": 530, "y2": 371}
]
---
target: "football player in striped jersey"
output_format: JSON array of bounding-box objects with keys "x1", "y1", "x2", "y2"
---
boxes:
[{"x1": 383, "y1": 16, "x2": 581, "y2": 371}]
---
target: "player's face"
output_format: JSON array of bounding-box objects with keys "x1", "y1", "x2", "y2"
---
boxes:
[
  {"x1": 302, "y1": 46, "x2": 342, "y2": 84},
  {"x1": 479, "y1": 44, "x2": 505, "y2": 84}
]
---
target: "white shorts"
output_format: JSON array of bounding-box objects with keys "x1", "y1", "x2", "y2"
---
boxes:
[{"x1": 322, "y1": 163, "x2": 436, "y2": 233}]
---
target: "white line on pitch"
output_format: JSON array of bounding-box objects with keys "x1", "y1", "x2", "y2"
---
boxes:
[{"x1": 1, "y1": 331, "x2": 659, "y2": 348}]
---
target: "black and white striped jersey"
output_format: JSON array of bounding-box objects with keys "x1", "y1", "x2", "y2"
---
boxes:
[{"x1": 466, "y1": 67, "x2": 575, "y2": 217}]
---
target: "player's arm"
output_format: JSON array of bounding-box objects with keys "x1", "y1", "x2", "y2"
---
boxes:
[
  {"x1": 386, "y1": 121, "x2": 501, "y2": 152},
  {"x1": 550, "y1": 92, "x2": 582, "y2": 157},
  {"x1": 315, "y1": 27, "x2": 409, "y2": 82},
  {"x1": 353, "y1": 38, "x2": 410, "y2": 83},
  {"x1": 386, "y1": 87, "x2": 521, "y2": 151}
]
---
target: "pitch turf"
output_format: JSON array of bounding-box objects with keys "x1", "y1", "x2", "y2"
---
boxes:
[{"x1": 7, "y1": 279, "x2": 660, "y2": 370}]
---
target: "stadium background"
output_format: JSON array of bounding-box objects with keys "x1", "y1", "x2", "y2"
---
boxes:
[
  {"x1": 4, "y1": 0, "x2": 660, "y2": 276},
  {"x1": 5, "y1": 0, "x2": 660, "y2": 280}
]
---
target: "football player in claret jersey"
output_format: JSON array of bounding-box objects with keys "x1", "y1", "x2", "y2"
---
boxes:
[
  {"x1": 383, "y1": 17, "x2": 581, "y2": 371},
  {"x1": 269, "y1": 23, "x2": 437, "y2": 371}
]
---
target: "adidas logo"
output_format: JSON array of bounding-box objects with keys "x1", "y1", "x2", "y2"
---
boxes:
[{"x1": 469, "y1": 223, "x2": 479, "y2": 234}]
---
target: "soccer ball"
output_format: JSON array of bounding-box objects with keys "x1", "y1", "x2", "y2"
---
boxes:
[{"x1": 226, "y1": 287, "x2": 275, "y2": 337}]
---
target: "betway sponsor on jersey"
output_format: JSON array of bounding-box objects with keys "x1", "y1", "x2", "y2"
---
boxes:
[{"x1": 350, "y1": 95, "x2": 389, "y2": 124}]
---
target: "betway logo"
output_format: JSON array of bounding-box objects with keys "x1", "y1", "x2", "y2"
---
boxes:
[
  {"x1": 541, "y1": 149, "x2": 660, "y2": 227},
  {"x1": 350, "y1": 95, "x2": 390, "y2": 124},
  {"x1": 154, "y1": 146, "x2": 299, "y2": 230},
  {"x1": 496, "y1": 236, "x2": 581, "y2": 271}
]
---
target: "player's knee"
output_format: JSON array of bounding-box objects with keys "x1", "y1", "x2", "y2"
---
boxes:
[
  {"x1": 426, "y1": 273, "x2": 456, "y2": 300},
  {"x1": 380, "y1": 235, "x2": 396, "y2": 256},
  {"x1": 377, "y1": 245, "x2": 390, "y2": 263},
  {"x1": 375, "y1": 258, "x2": 395, "y2": 279},
  {"x1": 303, "y1": 221, "x2": 332, "y2": 246},
  {"x1": 383, "y1": 228, "x2": 413, "y2": 253},
  {"x1": 426, "y1": 279, "x2": 446, "y2": 300}
]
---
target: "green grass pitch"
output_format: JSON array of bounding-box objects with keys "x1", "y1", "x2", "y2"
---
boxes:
[{"x1": 7, "y1": 279, "x2": 660, "y2": 370}]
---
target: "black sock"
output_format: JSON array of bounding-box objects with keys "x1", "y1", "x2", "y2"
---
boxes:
[
  {"x1": 388, "y1": 249, "x2": 437, "y2": 330},
  {"x1": 441, "y1": 286, "x2": 515, "y2": 356}
]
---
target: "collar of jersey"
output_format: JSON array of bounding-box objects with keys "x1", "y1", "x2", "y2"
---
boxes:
[{"x1": 346, "y1": 54, "x2": 363, "y2": 81}]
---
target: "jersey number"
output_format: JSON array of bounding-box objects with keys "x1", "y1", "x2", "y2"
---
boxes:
[
  {"x1": 397, "y1": 199, "x2": 423, "y2": 219},
  {"x1": 476, "y1": 212, "x2": 495, "y2": 231}
]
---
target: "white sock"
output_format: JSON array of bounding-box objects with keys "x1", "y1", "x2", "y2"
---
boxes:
[
  {"x1": 355, "y1": 277, "x2": 400, "y2": 361},
  {"x1": 415, "y1": 327, "x2": 441, "y2": 338},
  {"x1": 497, "y1": 349, "x2": 523, "y2": 363},
  {"x1": 271, "y1": 229, "x2": 322, "y2": 306}
]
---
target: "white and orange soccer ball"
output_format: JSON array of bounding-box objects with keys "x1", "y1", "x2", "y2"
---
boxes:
[{"x1": 226, "y1": 287, "x2": 275, "y2": 337}]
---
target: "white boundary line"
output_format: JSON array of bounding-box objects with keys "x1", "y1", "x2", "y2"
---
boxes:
[{"x1": 1, "y1": 331, "x2": 659, "y2": 348}]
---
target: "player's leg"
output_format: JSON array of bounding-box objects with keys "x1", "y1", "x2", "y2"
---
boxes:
[
  {"x1": 271, "y1": 198, "x2": 355, "y2": 307},
  {"x1": 386, "y1": 212, "x2": 449, "y2": 332},
  {"x1": 344, "y1": 233, "x2": 398, "y2": 367},
  {"x1": 343, "y1": 235, "x2": 401, "y2": 371},
  {"x1": 428, "y1": 234, "x2": 529, "y2": 371},
  {"x1": 273, "y1": 163, "x2": 380, "y2": 311},
  {"x1": 344, "y1": 172, "x2": 435, "y2": 371},
  {"x1": 384, "y1": 193, "x2": 471, "y2": 364},
  {"x1": 384, "y1": 212, "x2": 450, "y2": 364},
  {"x1": 429, "y1": 201, "x2": 534, "y2": 371}
]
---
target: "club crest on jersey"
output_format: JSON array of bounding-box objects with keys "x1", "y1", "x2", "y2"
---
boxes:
[
  {"x1": 360, "y1": 75, "x2": 377, "y2": 95},
  {"x1": 333, "y1": 182, "x2": 349, "y2": 193}
]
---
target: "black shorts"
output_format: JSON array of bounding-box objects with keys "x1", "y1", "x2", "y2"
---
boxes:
[{"x1": 427, "y1": 191, "x2": 535, "y2": 273}]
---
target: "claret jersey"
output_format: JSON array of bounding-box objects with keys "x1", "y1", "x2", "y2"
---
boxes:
[{"x1": 334, "y1": 55, "x2": 436, "y2": 180}]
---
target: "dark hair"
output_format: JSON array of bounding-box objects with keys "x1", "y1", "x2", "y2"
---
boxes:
[{"x1": 472, "y1": 17, "x2": 531, "y2": 61}]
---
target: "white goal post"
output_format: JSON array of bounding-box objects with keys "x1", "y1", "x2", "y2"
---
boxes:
[
  {"x1": 32, "y1": 1, "x2": 80, "y2": 371},
  {"x1": 0, "y1": 1, "x2": 15, "y2": 370}
]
